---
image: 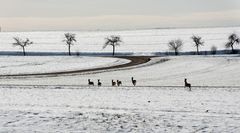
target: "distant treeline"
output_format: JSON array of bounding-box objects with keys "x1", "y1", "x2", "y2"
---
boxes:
[{"x1": 0, "y1": 49, "x2": 239, "y2": 57}]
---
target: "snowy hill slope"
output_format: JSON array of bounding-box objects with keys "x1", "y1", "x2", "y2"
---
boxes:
[{"x1": 2, "y1": 55, "x2": 238, "y2": 87}]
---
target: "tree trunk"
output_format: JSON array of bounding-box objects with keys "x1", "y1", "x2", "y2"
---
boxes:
[
  {"x1": 112, "y1": 45, "x2": 115, "y2": 56},
  {"x1": 22, "y1": 46, "x2": 26, "y2": 56},
  {"x1": 231, "y1": 45, "x2": 234, "y2": 54},
  {"x1": 174, "y1": 49, "x2": 177, "y2": 56},
  {"x1": 197, "y1": 46, "x2": 199, "y2": 55},
  {"x1": 68, "y1": 45, "x2": 71, "y2": 56}
]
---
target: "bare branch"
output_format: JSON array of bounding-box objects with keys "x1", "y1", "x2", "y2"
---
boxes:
[
  {"x1": 13, "y1": 37, "x2": 23, "y2": 47},
  {"x1": 191, "y1": 35, "x2": 204, "y2": 47},
  {"x1": 103, "y1": 35, "x2": 123, "y2": 56},
  {"x1": 12, "y1": 37, "x2": 33, "y2": 56},
  {"x1": 63, "y1": 33, "x2": 77, "y2": 56},
  {"x1": 168, "y1": 39, "x2": 183, "y2": 55},
  {"x1": 225, "y1": 33, "x2": 240, "y2": 53},
  {"x1": 63, "y1": 33, "x2": 77, "y2": 45}
]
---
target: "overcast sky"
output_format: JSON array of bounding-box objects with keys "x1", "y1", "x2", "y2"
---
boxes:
[{"x1": 0, "y1": 0, "x2": 240, "y2": 31}]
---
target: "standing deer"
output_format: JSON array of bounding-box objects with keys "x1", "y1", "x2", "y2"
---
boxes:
[
  {"x1": 184, "y1": 78, "x2": 191, "y2": 91},
  {"x1": 131, "y1": 77, "x2": 137, "y2": 86},
  {"x1": 88, "y1": 79, "x2": 94, "y2": 86},
  {"x1": 117, "y1": 80, "x2": 122, "y2": 86},
  {"x1": 98, "y1": 79, "x2": 102, "y2": 87},
  {"x1": 112, "y1": 80, "x2": 116, "y2": 86}
]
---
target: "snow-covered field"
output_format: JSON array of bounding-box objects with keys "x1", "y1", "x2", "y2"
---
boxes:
[
  {"x1": 0, "y1": 86, "x2": 240, "y2": 132},
  {"x1": 1, "y1": 55, "x2": 239, "y2": 87},
  {"x1": 0, "y1": 56, "x2": 129, "y2": 75},
  {"x1": 0, "y1": 55, "x2": 239, "y2": 132},
  {"x1": 0, "y1": 27, "x2": 240, "y2": 132},
  {"x1": 0, "y1": 27, "x2": 239, "y2": 54}
]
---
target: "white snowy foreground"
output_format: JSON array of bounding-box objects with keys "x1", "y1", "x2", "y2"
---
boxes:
[
  {"x1": 0, "y1": 86, "x2": 240, "y2": 132},
  {"x1": 0, "y1": 55, "x2": 240, "y2": 132}
]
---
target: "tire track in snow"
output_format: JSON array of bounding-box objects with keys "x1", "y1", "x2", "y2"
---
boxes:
[{"x1": 0, "y1": 56, "x2": 159, "y2": 78}]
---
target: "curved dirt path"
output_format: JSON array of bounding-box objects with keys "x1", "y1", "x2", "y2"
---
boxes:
[{"x1": 0, "y1": 56, "x2": 155, "y2": 77}]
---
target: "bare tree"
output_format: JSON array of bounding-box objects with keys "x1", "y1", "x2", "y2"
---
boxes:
[
  {"x1": 63, "y1": 33, "x2": 77, "y2": 56},
  {"x1": 103, "y1": 35, "x2": 122, "y2": 56},
  {"x1": 13, "y1": 37, "x2": 33, "y2": 56},
  {"x1": 168, "y1": 39, "x2": 183, "y2": 55},
  {"x1": 225, "y1": 33, "x2": 240, "y2": 54},
  {"x1": 191, "y1": 35, "x2": 204, "y2": 55}
]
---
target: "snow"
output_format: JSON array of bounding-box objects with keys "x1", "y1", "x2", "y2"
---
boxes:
[
  {"x1": 2, "y1": 55, "x2": 239, "y2": 87},
  {"x1": 92, "y1": 55, "x2": 240, "y2": 87},
  {"x1": 0, "y1": 27, "x2": 239, "y2": 54},
  {"x1": 0, "y1": 86, "x2": 240, "y2": 132},
  {"x1": 0, "y1": 27, "x2": 240, "y2": 132},
  {"x1": 0, "y1": 55, "x2": 240, "y2": 132},
  {"x1": 0, "y1": 56, "x2": 129, "y2": 75}
]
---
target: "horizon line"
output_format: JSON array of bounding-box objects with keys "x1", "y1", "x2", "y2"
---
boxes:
[{"x1": 0, "y1": 25, "x2": 240, "y2": 33}]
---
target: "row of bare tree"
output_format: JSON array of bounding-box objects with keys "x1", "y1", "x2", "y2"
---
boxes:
[
  {"x1": 168, "y1": 33, "x2": 240, "y2": 55},
  {"x1": 12, "y1": 33, "x2": 121, "y2": 56},
  {"x1": 12, "y1": 33, "x2": 239, "y2": 56},
  {"x1": 13, "y1": 33, "x2": 77, "y2": 56}
]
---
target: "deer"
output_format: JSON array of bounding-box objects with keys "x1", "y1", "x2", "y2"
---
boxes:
[
  {"x1": 131, "y1": 77, "x2": 137, "y2": 86},
  {"x1": 88, "y1": 79, "x2": 94, "y2": 86},
  {"x1": 117, "y1": 80, "x2": 122, "y2": 86},
  {"x1": 112, "y1": 80, "x2": 116, "y2": 87},
  {"x1": 184, "y1": 78, "x2": 191, "y2": 91},
  {"x1": 98, "y1": 79, "x2": 102, "y2": 87}
]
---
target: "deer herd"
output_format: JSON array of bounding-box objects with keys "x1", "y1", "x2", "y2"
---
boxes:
[
  {"x1": 88, "y1": 77, "x2": 192, "y2": 91},
  {"x1": 88, "y1": 77, "x2": 137, "y2": 87}
]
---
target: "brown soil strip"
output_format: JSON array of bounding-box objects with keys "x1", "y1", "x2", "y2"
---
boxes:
[{"x1": 0, "y1": 56, "x2": 155, "y2": 77}]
